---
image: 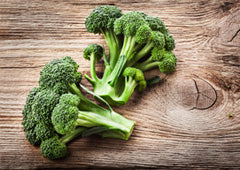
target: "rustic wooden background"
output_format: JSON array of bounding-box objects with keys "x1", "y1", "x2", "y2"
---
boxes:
[{"x1": 0, "y1": 0, "x2": 240, "y2": 169}]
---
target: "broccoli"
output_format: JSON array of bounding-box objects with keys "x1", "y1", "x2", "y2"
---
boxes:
[
  {"x1": 39, "y1": 56, "x2": 135, "y2": 140},
  {"x1": 84, "y1": 6, "x2": 176, "y2": 105},
  {"x1": 51, "y1": 93, "x2": 135, "y2": 140},
  {"x1": 22, "y1": 56, "x2": 135, "y2": 159},
  {"x1": 85, "y1": 5, "x2": 122, "y2": 67},
  {"x1": 41, "y1": 127, "x2": 86, "y2": 160},
  {"x1": 39, "y1": 56, "x2": 82, "y2": 95},
  {"x1": 134, "y1": 48, "x2": 177, "y2": 73},
  {"x1": 22, "y1": 88, "x2": 58, "y2": 145},
  {"x1": 32, "y1": 89, "x2": 60, "y2": 125}
]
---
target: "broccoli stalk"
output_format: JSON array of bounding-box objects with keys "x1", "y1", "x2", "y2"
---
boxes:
[
  {"x1": 41, "y1": 127, "x2": 86, "y2": 160},
  {"x1": 52, "y1": 93, "x2": 135, "y2": 140}
]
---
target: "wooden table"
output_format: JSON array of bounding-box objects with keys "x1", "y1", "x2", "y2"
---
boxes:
[{"x1": 1, "y1": 0, "x2": 239, "y2": 169}]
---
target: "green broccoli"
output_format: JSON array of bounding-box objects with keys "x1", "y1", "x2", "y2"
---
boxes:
[
  {"x1": 134, "y1": 49, "x2": 177, "y2": 73},
  {"x1": 39, "y1": 56, "x2": 135, "y2": 139},
  {"x1": 51, "y1": 93, "x2": 135, "y2": 140},
  {"x1": 22, "y1": 56, "x2": 136, "y2": 159},
  {"x1": 41, "y1": 127, "x2": 86, "y2": 160},
  {"x1": 85, "y1": 5, "x2": 122, "y2": 67},
  {"x1": 84, "y1": 7, "x2": 176, "y2": 105},
  {"x1": 22, "y1": 88, "x2": 58, "y2": 146}
]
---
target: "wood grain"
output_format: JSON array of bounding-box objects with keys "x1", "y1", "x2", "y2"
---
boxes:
[{"x1": 0, "y1": 0, "x2": 240, "y2": 169}]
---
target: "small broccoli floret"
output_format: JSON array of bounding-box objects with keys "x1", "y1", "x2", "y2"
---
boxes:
[
  {"x1": 83, "y1": 44, "x2": 103, "y2": 61},
  {"x1": 165, "y1": 33, "x2": 175, "y2": 51},
  {"x1": 40, "y1": 136, "x2": 67, "y2": 160},
  {"x1": 83, "y1": 44, "x2": 104, "y2": 84},
  {"x1": 151, "y1": 47, "x2": 165, "y2": 61},
  {"x1": 145, "y1": 16, "x2": 175, "y2": 51},
  {"x1": 114, "y1": 11, "x2": 150, "y2": 57},
  {"x1": 134, "y1": 50, "x2": 177, "y2": 73},
  {"x1": 85, "y1": 5, "x2": 122, "y2": 34},
  {"x1": 40, "y1": 127, "x2": 86, "y2": 160},
  {"x1": 52, "y1": 94, "x2": 135, "y2": 140},
  {"x1": 35, "y1": 123, "x2": 56, "y2": 141},
  {"x1": 145, "y1": 16, "x2": 168, "y2": 34},
  {"x1": 116, "y1": 67, "x2": 146, "y2": 104},
  {"x1": 51, "y1": 100, "x2": 81, "y2": 135},
  {"x1": 158, "y1": 52, "x2": 177, "y2": 73}
]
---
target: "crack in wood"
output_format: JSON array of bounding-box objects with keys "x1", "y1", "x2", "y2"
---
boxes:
[
  {"x1": 191, "y1": 77, "x2": 217, "y2": 110},
  {"x1": 229, "y1": 29, "x2": 240, "y2": 42},
  {"x1": 191, "y1": 79, "x2": 200, "y2": 110}
]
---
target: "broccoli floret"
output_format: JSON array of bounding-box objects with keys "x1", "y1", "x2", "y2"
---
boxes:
[
  {"x1": 164, "y1": 33, "x2": 175, "y2": 51},
  {"x1": 114, "y1": 67, "x2": 146, "y2": 104},
  {"x1": 32, "y1": 89, "x2": 60, "y2": 125},
  {"x1": 35, "y1": 123, "x2": 56, "y2": 141},
  {"x1": 158, "y1": 52, "x2": 177, "y2": 73},
  {"x1": 145, "y1": 16, "x2": 168, "y2": 34},
  {"x1": 85, "y1": 5, "x2": 122, "y2": 66},
  {"x1": 22, "y1": 87, "x2": 58, "y2": 146},
  {"x1": 135, "y1": 50, "x2": 177, "y2": 73},
  {"x1": 52, "y1": 94, "x2": 135, "y2": 140},
  {"x1": 145, "y1": 16, "x2": 175, "y2": 51},
  {"x1": 40, "y1": 127, "x2": 86, "y2": 160},
  {"x1": 83, "y1": 44, "x2": 104, "y2": 84},
  {"x1": 39, "y1": 56, "x2": 81, "y2": 95}
]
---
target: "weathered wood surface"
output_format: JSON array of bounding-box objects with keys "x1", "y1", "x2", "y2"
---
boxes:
[{"x1": 0, "y1": 0, "x2": 240, "y2": 169}]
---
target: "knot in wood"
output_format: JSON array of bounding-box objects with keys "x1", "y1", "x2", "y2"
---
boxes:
[{"x1": 168, "y1": 77, "x2": 217, "y2": 110}]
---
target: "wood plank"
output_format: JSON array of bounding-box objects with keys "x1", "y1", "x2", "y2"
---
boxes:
[{"x1": 0, "y1": 0, "x2": 240, "y2": 169}]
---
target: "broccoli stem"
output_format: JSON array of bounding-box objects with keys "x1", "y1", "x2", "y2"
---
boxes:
[
  {"x1": 118, "y1": 76, "x2": 137, "y2": 103},
  {"x1": 101, "y1": 29, "x2": 121, "y2": 68},
  {"x1": 100, "y1": 130, "x2": 126, "y2": 140},
  {"x1": 59, "y1": 127, "x2": 86, "y2": 144},
  {"x1": 68, "y1": 83, "x2": 135, "y2": 140},
  {"x1": 107, "y1": 36, "x2": 136, "y2": 87},
  {"x1": 108, "y1": 55, "x2": 127, "y2": 86},
  {"x1": 127, "y1": 41, "x2": 154, "y2": 67},
  {"x1": 77, "y1": 110, "x2": 135, "y2": 140},
  {"x1": 120, "y1": 36, "x2": 136, "y2": 59},
  {"x1": 90, "y1": 53, "x2": 99, "y2": 81},
  {"x1": 69, "y1": 83, "x2": 107, "y2": 113},
  {"x1": 135, "y1": 59, "x2": 160, "y2": 71}
]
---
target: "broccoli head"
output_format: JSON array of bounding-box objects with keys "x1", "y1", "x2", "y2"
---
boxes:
[
  {"x1": 39, "y1": 56, "x2": 81, "y2": 94},
  {"x1": 40, "y1": 127, "x2": 86, "y2": 160},
  {"x1": 32, "y1": 89, "x2": 60, "y2": 125},
  {"x1": 40, "y1": 136, "x2": 67, "y2": 160},
  {"x1": 85, "y1": 5, "x2": 122, "y2": 67},
  {"x1": 134, "y1": 49, "x2": 177, "y2": 73},
  {"x1": 85, "y1": 5, "x2": 122, "y2": 34}
]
